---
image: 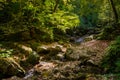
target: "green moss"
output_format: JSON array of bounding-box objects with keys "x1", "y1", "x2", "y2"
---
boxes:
[
  {"x1": 26, "y1": 51, "x2": 39, "y2": 65},
  {"x1": 0, "y1": 58, "x2": 25, "y2": 78}
]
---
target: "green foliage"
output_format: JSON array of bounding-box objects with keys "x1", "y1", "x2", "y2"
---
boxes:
[
  {"x1": 115, "y1": 59, "x2": 120, "y2": 72},
  {"x1": 69, "y1": 0, "x2": 102, "y2": 27},
  {"x1": 98, "y1": 0, "x2": 113, "y2": 22},
  {"x1": 97, "y1": 25, "x2": 114, "y2": 40},
  {"x1": 0, "y1": 49, "x2": 13, "y2": 58},
  {"x1": 101, "y1": 36, "x2": 120, "y2": 73},
  {"x1": 47, "y1": 11, "x2": 79, "y2": 31},
  {"x1": 0, "y1": 0, "x2": 79, "y2": 41},
  {"x1": 97, "y1": 23, "x2": 120, "y2": 40},
  {"x1": 0, "y1": 0, "x2": 120, "y2": 41}
]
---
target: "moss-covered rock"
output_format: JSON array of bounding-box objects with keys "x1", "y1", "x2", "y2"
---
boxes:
[
  {"x1": 65, "y1": 47, "x2": 90, "y2": 61},
  {"x1": 26, "y1": 51, "x2": 40, "y2": 65},
  {"x1": 14, "y1": 43, "x2": 33, "y2": 54},
  {"x1": 37, "y1": 46, "x2": 62, "y2": 54},
  {"x1": 37, "y1": 46, "x2": 63, "y2": 60},
  {"x1": 0, "y1": 58, "x2": 25, "y2": 78},
  {"x1": 37, "y1": 46, "x2": 49, "y2": 54}
]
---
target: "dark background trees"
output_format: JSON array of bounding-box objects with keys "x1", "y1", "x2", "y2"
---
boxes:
[{"x1": 0, "y1": 0, "x2": 119, "y2": 40}]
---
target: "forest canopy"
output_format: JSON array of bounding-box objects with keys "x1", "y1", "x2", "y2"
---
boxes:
[{"x1": 0, "y1": 0, "x2": 119, "y2": 36}]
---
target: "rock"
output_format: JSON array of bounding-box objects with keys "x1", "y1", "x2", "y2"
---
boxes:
[
  {"x1": 79, "y1": 59, "x2": 95, "y2": 67},
  {"x1": 37, "y1": 43, "x2": 63, "y2": 54},
  {"x1": 65, "y1": 48, "x2": 90, "y2": 61},
  {"x1": 26, "y1": 51, "x2": 40, "y2": 65},
  {"x1": 2, "y1": 76, "x2": 22, "y2": 80},
  {"x1": 84, "y1": 35, "x2": 94, "y2": 42},
  {"x1": 65, "y1": 48, "x2": 73, "y2": 54},
  {"x1": 37, "y1": 46, "x2": 48, "y2": 54},
  {"x1": 23, "y1": 68, "x2": 35, "y2": 79},
  {"x1": 75, "y1": 35, "x2": 89, "y2": 43},
  {"x1": 37, "y1": 46, "x2": 63, "y2": 60},
  {"x1": 14, "y1": 43, "x2": 33, "y2": 53},
  {"x1": 0, "y1": 58, "x2": 25, "y2": 78},
  {"x1": 56, "y1": 52, "x2": 65, "y2": 61},
  {"x1": 34, "y1": 61, "x2": 56, "y2": 72},
  {"x1": 48, "y1": 46, "x2": 62, "y2": 55}
]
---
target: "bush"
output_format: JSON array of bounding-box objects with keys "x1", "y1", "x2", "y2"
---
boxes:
[
  {"x1": 97, "y1": 23, "x2": 120, "y2": 40},
  {"x1": 0, "y1": 1, "x2": 80, "y2": 42},
  {"x1": 0, "y1": 49, "x2": 13, "y2": 58},
  {"x1": 101, "y1": 36, "x2": 120, "y2": 73}
]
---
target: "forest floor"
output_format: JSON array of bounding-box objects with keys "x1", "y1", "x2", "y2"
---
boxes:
[
  {"x1": 2, "y1": 36, "x2": 120, "y2": 80},
  {"x1": 2, "y1": 35, "x2": 118, "y2": 80}
]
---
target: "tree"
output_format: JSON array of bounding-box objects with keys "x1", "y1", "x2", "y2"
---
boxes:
[
  {"x1": 0, "y1": 0, "x2": 79, "y2": 40},
  {"x1": 109, "y1": 0, "x2": 118, "y2": 23}
]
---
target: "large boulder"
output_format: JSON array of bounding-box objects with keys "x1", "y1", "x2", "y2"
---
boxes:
[
  {"x1": 37, "y1": 46, "x2": 62, "y2": 54},
  {"x1": 0, "y1": 58, "x2": 25, "y2": 78}
]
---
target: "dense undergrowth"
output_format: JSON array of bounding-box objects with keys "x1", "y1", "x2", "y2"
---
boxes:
[
  {"x1": 97, "y1": 23, "x2": 120, "y2": 40},
  {"x1": 101, "y1": 36, "x2": 120, "y2": 73}
]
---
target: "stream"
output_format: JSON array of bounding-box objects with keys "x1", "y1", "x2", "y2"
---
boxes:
[
  {"x1": 23, "y1": 34, "x2": 94, "y2": 79},
  {"x1": 75, "y1": 34, "x2": 89, "y2": 43}
]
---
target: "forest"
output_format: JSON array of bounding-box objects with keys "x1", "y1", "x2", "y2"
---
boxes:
[{"x1": 0, "y1": 0, "x2": 120, "y2": 80}]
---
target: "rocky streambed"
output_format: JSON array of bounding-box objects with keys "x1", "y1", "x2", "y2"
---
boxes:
[{"x1": 1, "y1": 35, "x2": 113, "y2": 80}]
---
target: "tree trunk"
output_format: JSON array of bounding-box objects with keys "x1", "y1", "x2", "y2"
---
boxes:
[
  {"x1": 53, "y1": 0, "x2": 59, "y2": 12},
  {"x1": 29, "y1": 27, "x2": 36, "y2": 39},
  {"x1": 109, "y1": 0, "x2": 118, "y2": 23}
]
